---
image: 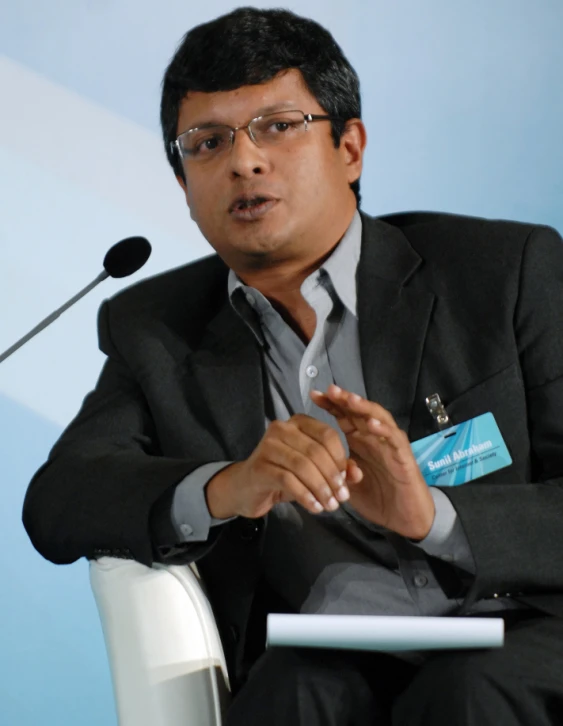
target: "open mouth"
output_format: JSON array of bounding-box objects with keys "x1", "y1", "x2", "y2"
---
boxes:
[
  {"x1": 231, "y1": 195, "x2": 273, "y2": 212},
  {"x1": 229, "y1": 195, "x2": 278, "y2": 220}
]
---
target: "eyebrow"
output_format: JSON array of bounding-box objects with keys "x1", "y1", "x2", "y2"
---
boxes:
[{"x1": 181, "y1": 101, "x2": 300, "y2": 132}]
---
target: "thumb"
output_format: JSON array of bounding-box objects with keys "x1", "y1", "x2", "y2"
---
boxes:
[{"x1": 346, "y1": 458, "x2": 364, "y2": 485}]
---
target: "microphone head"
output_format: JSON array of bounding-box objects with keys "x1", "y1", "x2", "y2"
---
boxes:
[{"x1": 103, "y1": 236, "x2": 152, "y2": 278}]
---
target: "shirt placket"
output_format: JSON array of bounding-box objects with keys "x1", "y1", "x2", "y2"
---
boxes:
[{"x1": 299, "y1": 277, "x2": 334, "y2": 414}]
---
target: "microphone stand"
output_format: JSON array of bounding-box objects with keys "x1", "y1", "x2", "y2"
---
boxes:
[{"x1": 0, "y1": 270, "x2": 109, "y2": 364}]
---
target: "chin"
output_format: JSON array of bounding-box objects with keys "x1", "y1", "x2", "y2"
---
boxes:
[
  {"x1": 235, "y1": 233, "x2": 294, "y2": 268},
  {"x1": 243, "y1": 237, "x2": 288, "y2": 260},
  {"x1": 232, "y1": 220, "x2": 288, "y2": 247}
]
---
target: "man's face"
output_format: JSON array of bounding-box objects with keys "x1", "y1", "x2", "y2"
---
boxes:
[{"x1": 175, "y1": 69, "x2": 365, "y2": 271}]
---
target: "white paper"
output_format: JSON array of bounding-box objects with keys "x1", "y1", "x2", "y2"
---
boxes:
[{"x1": 267, "y1": 614, "x2": 504, "y2": 651}]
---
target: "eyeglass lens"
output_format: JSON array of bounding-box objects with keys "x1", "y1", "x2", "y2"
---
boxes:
[{"x1": 179, "y1": 110, "x2": 308, "y2": 160}]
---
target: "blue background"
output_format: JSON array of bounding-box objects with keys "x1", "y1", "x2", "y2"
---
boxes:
[{"x1": 1, "y1": 1, "x2": 562, "y2": 723}]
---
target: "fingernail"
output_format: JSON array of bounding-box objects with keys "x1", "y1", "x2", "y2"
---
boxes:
[
  {"x1": 326, "y1": 497, "x2": 339, "y2": 511},
  {"x1": 333, "y1": 473, "x2": 345, "y2": 487},
  {"x1": 312, "y1": 390, "x2": 323, "y2": 396},
  {"x1": 312, "y1": 500, "x2": 323, "y2": 512},
  {"x1": 332, "y1": 386, "x2": 342, "y2": 394},
  {"x1": 336, "y1": 486, "x2": 350, "y2": 502},
  {"x1": 370, "y1": 418, "x2": 382, "y2": 426},
  {"x1": 350, "y1": 394, "x2": 361, "y2": 403}
]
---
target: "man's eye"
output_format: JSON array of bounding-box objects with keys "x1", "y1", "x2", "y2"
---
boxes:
[
  {"x1": 266, "y1": 120, "x2": 297, "y2": 134},
  {"x1": 193, "y1": 135, "x2": 224, "y2": 155}
]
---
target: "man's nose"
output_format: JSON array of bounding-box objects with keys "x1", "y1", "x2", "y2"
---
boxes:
[{"x1": 228, "y1": 129, "x2": 270, "y2": 178}]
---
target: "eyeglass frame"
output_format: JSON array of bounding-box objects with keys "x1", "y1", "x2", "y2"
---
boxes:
[{"x1": 170, "y1": 110, "x2": 340, "y2": 161}]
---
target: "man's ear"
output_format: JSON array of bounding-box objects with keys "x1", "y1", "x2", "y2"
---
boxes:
[
  {"x1": 176, "y1": 174, "x2": 188, "y2": 196},
  {"x1": 340, "y1": 119, "x2": 367, "y2": 186},
  {"x1": 175, "y1": 174, "x2": 195, "y2": 220}
]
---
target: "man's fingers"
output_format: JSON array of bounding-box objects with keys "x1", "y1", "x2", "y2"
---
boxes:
[
  {"x1": 310, "y1": 390, "x2": 363, "y2": 437},
  {"x1": 340, "y1": 392, "x2": 396, "y2": 428},
  {"x1": 350, "y1": 421, "x2": 403, "y2": 449},
  {"x1": 349, "y1": 424, "x2": 414, "y2": 469},
  {"x1": 364, "y1": 419, "x2": 401, "y2": 447},
  {"x1": 273, "y1": 467, "x2": 326, "y2": 514},
  {"x1": 313, "y1": 386, "x2": 397, "y2": 429},
  {"x1": 346, "y1": 458, "x2": 364, "y2": 484},
  {"x1": 262, "y1": 436, "x2": 348, "y2": 511},
  {"x1": 287, "y1": 415, "x2": 349, "y2": 473},
  {"x1": 311, "y1": 390, "x2": 383, "y2": 438},
  {"x1": 309, "y1": 390, "x2": 412, "y2": 468},
  {"x1": 310, "y1": 389, "x2": 345, "y2": 418}
]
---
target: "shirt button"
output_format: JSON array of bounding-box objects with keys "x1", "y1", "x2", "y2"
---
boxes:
[
  {"x1": 180, "y1": 524, "x2": 194, "y2": 537},
  {"x1": 413, "y1": 574, "x2": 428, "y2": 588},
  {"x1": 245, "y1": 293, "x2": 255, "y2": 306},
  {"x1": 306, "y1": 365, "x2": 318, "y2": 378}
]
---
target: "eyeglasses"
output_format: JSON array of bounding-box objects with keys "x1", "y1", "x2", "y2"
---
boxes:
[{"x1": 171, "y1": 110, "x2": 337, "y2": 163}]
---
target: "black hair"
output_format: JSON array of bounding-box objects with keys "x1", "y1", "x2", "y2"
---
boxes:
[{"x1": 160, "y1": 7, "x2": 362, "y2": 205}]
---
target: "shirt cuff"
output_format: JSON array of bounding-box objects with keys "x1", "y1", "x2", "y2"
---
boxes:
[
  {"x1": 412, "y1": 488, "x2": 476, "y2": 573},
  {"x1": 170, "y1": 462, "x2": 237, "y2": 543}
]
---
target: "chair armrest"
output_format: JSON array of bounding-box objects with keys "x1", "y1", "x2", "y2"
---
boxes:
[{"x1": 89, "y1": 557, "x2": 230, "y2": 726}]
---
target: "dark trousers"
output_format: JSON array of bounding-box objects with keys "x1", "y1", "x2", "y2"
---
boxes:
[{"x1": 225, "y1": 611, "x2": 563, "y2": 725}]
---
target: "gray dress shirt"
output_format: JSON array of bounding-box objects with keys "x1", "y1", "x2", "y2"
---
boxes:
[{"x1": 166, "y1": 211, "x2": 520, "y2": 662}]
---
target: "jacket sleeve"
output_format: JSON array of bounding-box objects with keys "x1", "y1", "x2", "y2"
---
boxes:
[
  {"x1": 440, "y1": 225, "x2": 563, "y2": 608},
  {"x1": 22, "y1": 300, "x2": 224, "y2": 567}
]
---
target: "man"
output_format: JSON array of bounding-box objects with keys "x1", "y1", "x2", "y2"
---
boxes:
[{"x1": 23, "y1": 7, "x2": 563, "y2": 725}]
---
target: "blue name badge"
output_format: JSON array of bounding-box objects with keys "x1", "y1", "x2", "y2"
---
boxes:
[{"x1": 410, "y1": 412, "x2": 512, "y2": 487}]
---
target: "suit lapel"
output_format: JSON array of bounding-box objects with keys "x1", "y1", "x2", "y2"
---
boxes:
[
  {"x1": 187, "y1": 299, "x2": 266, "y2": 461},
  {"x1": 357, "y1": 214, "x2": 435, "y2": 433},
  {"x1": 186, "y1": 213, "x2": 434, "y2": 457}
]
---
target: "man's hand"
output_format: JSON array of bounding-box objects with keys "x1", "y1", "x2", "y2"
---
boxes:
[
  {"x1": 310, "y1": 385, "x2": 435, "y2": 540},
  {"x1": 206, "y1": 414, "x2": 353, "y2": 520}
]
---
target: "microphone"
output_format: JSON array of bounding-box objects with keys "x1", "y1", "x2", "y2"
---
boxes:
[{"x1": 0, "y1": 236, "x2": 151, "y2": 364}]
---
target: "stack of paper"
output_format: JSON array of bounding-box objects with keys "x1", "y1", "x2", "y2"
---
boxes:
[{"x1": 267, "y1": 614, "x2": 504, "y2": 651}]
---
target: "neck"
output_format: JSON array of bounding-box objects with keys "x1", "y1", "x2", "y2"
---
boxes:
[
  {"x1": 234, "y1": 209, "x2": 356, "y2": 306},
  {"x1": 231, "y1": 207, "x2": 357, "y2": 343},
  {"x1": 239, "y1": 255, "x2": 326, "y2": 303},
  {"x1": 238, "y1": 257, "x2": 326, "y2": 345}
]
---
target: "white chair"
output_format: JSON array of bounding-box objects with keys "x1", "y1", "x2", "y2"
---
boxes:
[{"x1": 90, "y1": 557, "x2": 231, "y2": 726}]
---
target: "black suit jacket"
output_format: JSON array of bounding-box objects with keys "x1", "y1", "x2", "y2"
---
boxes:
[{"x1": 23, "y1": 211, "x2": 563, "y2": 688}]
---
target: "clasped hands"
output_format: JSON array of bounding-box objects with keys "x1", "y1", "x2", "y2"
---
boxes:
[{"x1": 214, "y1": 384, "x2": 435, "y2": 541}]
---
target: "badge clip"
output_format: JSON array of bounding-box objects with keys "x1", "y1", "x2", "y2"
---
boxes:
[{"x1": 425, "y1": 393, "x2": 451, "y2": 431}]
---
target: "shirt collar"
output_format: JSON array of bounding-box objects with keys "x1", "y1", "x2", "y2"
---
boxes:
[{"x1": 319, "y1": 209, "x2": 362, "y2": 318}]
